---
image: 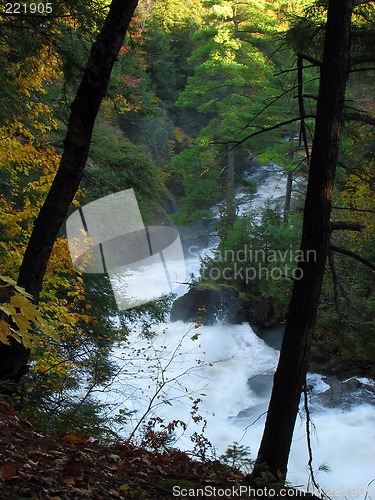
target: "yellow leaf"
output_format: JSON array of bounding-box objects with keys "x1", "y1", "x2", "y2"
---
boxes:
[
  {"x1": 0, "y1": 320, "x2": 11, "y2": 345},
  {"x1": 0, "y1": 303, "x2": 17, "y2": 317},
  {"x1": 12, "y1": 313, "x2": 31, "y2": 332}
]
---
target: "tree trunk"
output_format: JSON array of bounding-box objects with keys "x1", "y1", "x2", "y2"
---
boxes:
[
  {"x1": 252, "y1": 0, "x2": 353, "y2": 481},
  {"x1": 0, "y1": 0, "x2": 138, "y2": 389},
  {"x1": 18, "y1": 0, "x2": 138, "y2": 300},
  {"x1": 283, "y1": 170, "x2": 293, "y2": 224}
]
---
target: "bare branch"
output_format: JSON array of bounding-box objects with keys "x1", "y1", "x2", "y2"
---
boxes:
[
  {"x1": 353, "y1": 0, "x2": 375, "y2": 6},
  {"x1": 328, "y1": 250, "x2": 342, "y2": 313},
  {"x1": 330, "y1": 221, "x2": 366, "y2": 232},
  {"x1": 238, "y1": 85, "x2": 299, "y2": 133},
  {"x1": 330, "y1": 244, "x2": 375, "y2": 271},
  {"x1": 297, "y1": 52, "x2": 322, "y2": 67},
  {"x1": 303, "y1": 382, "x2": 327, "y2": 496},
  {"x1": 328, "y1": 249, "x2": 354, "y2": 311},
  {"x1": 349, "y1": 66, "x2": 375, "y2": 73},
  {"x1": 274, "y1": 64, "x2": 318, "y2": 76},
  {"x1": 297, "y1": 55, "x2": 311, "y2": 162},
  {"x1": 302, "y1": 94, "x2": 318, "y2": 101},
  {"x1": 350, "y1": 56, "x2": 375, "y2": 66},
  {"x1": 332, "y1": 206, "x2": 375, "y2": 214},
  {"x1": 223, "y1": 115, "x2": 316, "y2": 149},
  {"x1": 344, "y1": 111, "x2": 375, "y2": 125}
]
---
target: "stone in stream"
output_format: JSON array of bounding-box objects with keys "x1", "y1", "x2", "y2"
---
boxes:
[
  {"x1": 170, "y1": 285, "x2": 280, "y2": 329},
  {"x1": 170, "y1": 286, "x2": 247, "y2": 325},
  {"x1": 314, "y1": 377, "x2": 375, "y2": 409}
]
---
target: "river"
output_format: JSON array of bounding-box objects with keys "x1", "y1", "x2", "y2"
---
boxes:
[{"x1": 99, "y1": 162, "x2": 375, "y2": 498}]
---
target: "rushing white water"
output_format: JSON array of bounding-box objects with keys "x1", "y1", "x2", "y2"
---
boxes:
[
  {"x1": 98, "y1": 320, "x2": 375, "y2": 498},
  {"x1": 98, "y1": 161, "x2": 374, "y2": 497},
  {"x1": 237, "y1": 162, "x2": 287, "y2": 217}
]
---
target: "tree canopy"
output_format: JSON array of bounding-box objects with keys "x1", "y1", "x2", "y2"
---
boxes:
[{"x1": 0, "y1": 0, "x2": 374, "y2": 494}]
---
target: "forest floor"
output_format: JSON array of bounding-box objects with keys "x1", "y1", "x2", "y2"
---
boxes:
[{"x1": 0, "y1": 400, "x2": 322, "y2": 500}]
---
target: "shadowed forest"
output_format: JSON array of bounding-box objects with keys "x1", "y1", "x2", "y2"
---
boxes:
[{"x1": 0, "y1": 0, "x2": 374, "y2": 498}]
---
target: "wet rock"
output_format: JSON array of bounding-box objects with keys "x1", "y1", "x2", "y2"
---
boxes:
[
  {"x1": 170, "y1": 286, "x2": 247, "y2": 325},
  {"x1": 248, "y1": 299, "x2": 278, "y2": 330},
  {"x1": 230, "y1": 402, "x2": 268, "y2": 422},
  {"x1": 247, "y1": 373, "x2": 274, "y2": 399},
  {"x1": 255, "y1": 325, "x2": 284, "y2": 351},
  {"x1": 313, "y1": 377, "x2": 375, "y2": 409}
]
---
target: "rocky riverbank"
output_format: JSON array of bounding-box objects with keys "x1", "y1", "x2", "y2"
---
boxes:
[{"x1": 170, "y1": 285, "x2": 278, "y2": 330}]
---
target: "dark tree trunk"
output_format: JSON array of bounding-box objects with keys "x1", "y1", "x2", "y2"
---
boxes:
[
  {"x1": 18, "y1": 0, "x2": 138, "y2": 300},
  {"x1": 283, "y1": 170, "x2": 293, "y2": 224},
  {"x1": 0, "y1": 0, "x2": 138, "y2": 389},
  {"x1": 252, "y1": 0, "x2": 353, "y2": 481}
]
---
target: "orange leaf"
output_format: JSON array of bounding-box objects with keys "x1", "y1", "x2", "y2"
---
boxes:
[
  {"x1": 1, "y1": 462, "x2": 17, "y2": 480},
  {"x1": 61, "y1": 433, "x2": 89, "y2": 444}
]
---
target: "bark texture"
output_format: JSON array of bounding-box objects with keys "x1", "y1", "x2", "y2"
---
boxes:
[{"x1": 252, "y1": 0, "x2": 353, "y2": 480}]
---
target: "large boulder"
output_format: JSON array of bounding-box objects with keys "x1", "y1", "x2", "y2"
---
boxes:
[
  {"x1": 314, "y1": 377, "x2": 375, "y2": 409},
  {"x1": 170, "y1": 286, "x2": 247, "y2": 325},
  {"x1": 247, "y1": 299, "x2": 278, "y2": 332}
]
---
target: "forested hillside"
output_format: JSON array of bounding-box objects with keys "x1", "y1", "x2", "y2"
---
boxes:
[{"x1": 0, "y1": 0, "x2": 374, "y2": 497}]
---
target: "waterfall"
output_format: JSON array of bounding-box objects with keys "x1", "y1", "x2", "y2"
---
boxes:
[
  {"x1": 100, "y1": 162, "x2": 374, "y2": 497},
  {"x1": 102, "y1": 320, "x2": 375, "y2": 498}
]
